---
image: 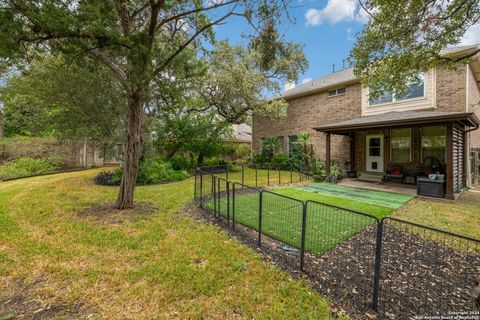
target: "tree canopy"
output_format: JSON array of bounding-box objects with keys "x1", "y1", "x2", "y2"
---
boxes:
[
  {"x1": 1, "y1": 55, "x2": 124, "y2": 141},
  {"x1": 351, "y1": 0, "x2": 480, "y2": 98},
  {"x1": 0, "y1": 0, "x2": 306, "y2": 208}
]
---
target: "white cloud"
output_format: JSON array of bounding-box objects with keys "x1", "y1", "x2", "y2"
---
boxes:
[
  {"x1": 459, "y1": 23, "x2": 480, "y2": 46},
  {"x1": 305, "y1": 0, "x2": 369, "y2": 26},
  {"x1": 301, "y1": 78, "x2": 312, "y2": 84},
  {"x1": 346, "y1": 27, "x2": 354, "y2": 41}
]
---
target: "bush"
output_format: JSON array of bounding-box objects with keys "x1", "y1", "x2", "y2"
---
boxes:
[
  {"x1": 0, "y1": 157, "x2": 60, "y2": 179},
  {"x1": 271, "y1": 154, "x2": 290, "y2": 169},
  {"x1": 94, "y1": 171, "x2": 116, "y2": 186},
  {"x1": 227, "y1": 163, "x2": 242, "y2": 172},
  {"x1": 95, "y1": 158, "x2": 189, "y2": 186},
  {"x1": 168, "y1": 156, "x2": 193, "y2": 171},
  {"x1": 167, "y1": 170, "x2": 189, "y2": 181}
]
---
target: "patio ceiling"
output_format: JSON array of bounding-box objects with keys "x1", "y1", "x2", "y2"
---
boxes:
[{"x1": 314, "y1": 111, "x2": 480, "y2": 134}]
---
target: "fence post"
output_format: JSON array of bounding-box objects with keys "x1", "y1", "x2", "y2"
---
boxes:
[
  {"x1": 255, "y1": 165, "x2": 258, "y2": 187},
  {"x1": 300, "y1": 201, "x2": 308, "y2": 270},
  {"x1": 226, "y1": 181, "x2": 230, "y2": 224},
  {"x1": 278, "y1": 165, "x2": 281, "y2": 184},
  {"x1": 242, "y1": 165, "x2": 245, "y2": 185},
  {"x1": 258, "y1": 191, "x2": 263, "y2": 247},
  {"x1": 226, "y1": 164, "x2": 229, "y2": 182},
  {"x1": 232, "y1": 183, "x2": 236, "y2": 230},
  {"x1": 194, "y1": 170, "x2": 197, "y2": 200},
  {"x1": 290, "y1": 165, "x2": 293, "y2": 184},
  {"x1": 217, "y1": 178, "x2": 221, "y2": 217},
  {"x1": 372, "y1": 219, "x2": 384, "y2": 311},
  {"x1": 213, "y1": 176, "x2": 216, "y2": 215}
]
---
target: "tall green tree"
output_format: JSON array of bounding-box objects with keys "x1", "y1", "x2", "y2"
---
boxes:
[
  {"x1": 0, "y1": 0, "x2": 301, "y2": 208},
  {"x1": 1, "y1": 55, "x2": 124, "y2": 141},
  {"x1": 351, "y1": 0, "x2": 480, "y2": 98}
]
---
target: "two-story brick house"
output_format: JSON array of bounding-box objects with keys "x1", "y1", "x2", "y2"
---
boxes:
[{"x1": 252, "y1": 45, "x2": 480, "y2": 199}]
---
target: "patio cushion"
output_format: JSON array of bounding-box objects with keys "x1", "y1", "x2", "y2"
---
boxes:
[{"x1": 391, "y1": 169, "x2": 401, "y2": 175}]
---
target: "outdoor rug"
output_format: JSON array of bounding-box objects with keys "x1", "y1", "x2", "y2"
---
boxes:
[{"x1": 299, "y1": 183, "x2": 414, "y2": 209}]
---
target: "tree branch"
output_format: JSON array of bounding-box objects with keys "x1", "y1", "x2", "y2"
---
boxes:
[
  {"x1": 90, "y1": 49, "x2": 128, "y2": 90},
  {"x1": 150, "y1": 10, "x2": 237, "y2": 83}
]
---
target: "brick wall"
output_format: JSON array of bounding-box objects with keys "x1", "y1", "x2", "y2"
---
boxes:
[
  {"x1": 467, "y1": 65, "x2": 480, "y2": 148},
  {"x1": 252, "y1": 82, "x2": 362, "y2": 168},
  {"x1": 435, "y1": 64, "x2": 467, "y2": 112},
  {"x1": 253, "y1": 63, "x2": 475, "y2": 172}
]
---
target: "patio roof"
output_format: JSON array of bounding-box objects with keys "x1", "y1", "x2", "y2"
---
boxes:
[{"x1": 314, "y1": 111, "x2": 480, "y2": 134}]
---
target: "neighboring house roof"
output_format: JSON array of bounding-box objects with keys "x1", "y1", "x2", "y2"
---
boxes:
[
  {"x1": 222, "y1": 123, "x2": 252, "y2": 142},
  {"x1": 281, "y1": 44, "x2": 480, "y2": 101},
  {"x1": 314, "y1": 111, "x2": 480, "y2": 133}
]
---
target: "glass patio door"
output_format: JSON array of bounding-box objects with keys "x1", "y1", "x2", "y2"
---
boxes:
[{"x1": 366, "y1": 134, "x2": 384, "y2": 173}]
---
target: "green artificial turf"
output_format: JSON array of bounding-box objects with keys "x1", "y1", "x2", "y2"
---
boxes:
[
  {"x1": 205, "y1": 189, "x2": 379, "y2": 256},
  {"x1": 300, "y1": 183, "x2": 414, "y2": 210}
]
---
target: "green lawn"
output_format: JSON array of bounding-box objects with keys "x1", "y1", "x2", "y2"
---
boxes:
[
  {"x1": 0, "y1": 169, "x2": 338, "y2": 319},
  {"x1": 393, "y1": 191, "x2": 480, "y2": 239}
]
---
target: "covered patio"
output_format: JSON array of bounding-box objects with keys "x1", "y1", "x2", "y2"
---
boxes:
[{"x1": 315, "y1": 111, "x2": 480, "y2": 199}]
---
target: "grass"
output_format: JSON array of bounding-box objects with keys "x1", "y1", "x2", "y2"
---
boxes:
[
  {"x1": 0, "y1": 169, "x2": 338, "y2": 319},
  {"x1": 393, "y1": 191, "x2": 480, "y2": 239}
]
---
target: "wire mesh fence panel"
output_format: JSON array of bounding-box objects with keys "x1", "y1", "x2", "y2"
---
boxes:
[
  {"x1": 305, "y1": 201, "x2": 378, "y2": 255},
  {"x1": 197, "y1": 171, "x2": 216, "y2": 213},
  {"x1": 379, "y1": 218, "x2": 480, "y2": 317},
  {"x1": 232, "y1": 183, "x2": 261, "y2": 230},
  {"x1": 303, "y1": 200, "x2": 379, "y2": 311},
  {"x1": 261, "y1": 191, "x2": 304, "y2": 249}
]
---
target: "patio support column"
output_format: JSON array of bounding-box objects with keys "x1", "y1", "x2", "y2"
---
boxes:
[
  {"x1": 445, "y1": 123, "x2": 454, "y2": 200},
  {"x1": 349, "y1": 132, "x2": 356, "y2": 176},
  {"x1": 326, "y1": 133, "x2": 331, "y2": 177}
]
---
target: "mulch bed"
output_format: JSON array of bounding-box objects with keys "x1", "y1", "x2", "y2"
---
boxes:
[{"x1": 190, "y1": 204, "x2": 480, "y2": 319}]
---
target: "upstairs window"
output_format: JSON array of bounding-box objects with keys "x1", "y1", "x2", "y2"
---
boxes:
[
  {"x1": 328, "y1": 87, "x2": 346, "y2": 97},
  {"x1": 369, "y1": 74, "x2": 425, "y2": 106}
]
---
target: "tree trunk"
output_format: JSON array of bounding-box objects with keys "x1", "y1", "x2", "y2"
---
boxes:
[{"x1": 115, "y1": 93, "x2": 143, "y2": 209}]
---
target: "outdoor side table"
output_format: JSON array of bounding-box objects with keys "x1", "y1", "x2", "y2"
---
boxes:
[
  {"x1": 417, "y1": 177, "x2": 445, "y2": 198},
  {"x1": 402, "y1": 173, "x2": 417, "y2": 185}
]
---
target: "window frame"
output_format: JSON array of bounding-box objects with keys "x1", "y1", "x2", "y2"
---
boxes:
[
  {"x1": 328, "y1": 87, "x2": 346, "y2": 97},
  {"x1": 368, "y1": 73, "x2": 426, "y2": 106},
  {"x1": 390, "y1": 128, "x2": 412, "y2": 163}
]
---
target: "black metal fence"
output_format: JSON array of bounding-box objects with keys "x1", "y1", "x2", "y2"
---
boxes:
[{"x1": 194, "y1": 167, "x2": 480, "y2": 315}]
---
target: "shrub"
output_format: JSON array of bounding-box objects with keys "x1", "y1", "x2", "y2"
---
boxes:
[
  {"x1": 95, "y1": 158, "x2": 189, "y2": 186},
  {"x1": 271, "y1": 154, "x2": 290, "y2": 169},
  {"x1": 167, "y1": 170, "x2": 189, "y2": 181},
  {"x1": 46, "y1": 156, "x2": 65, "y2": 169},
  {"x1": 0, "y1": 157, "x2": 58, "y2": 179},
  {"x1": 227, "y1": 163, "x2": 242, "y2": 172},
  {"x1": 168, "y1": 156, "x2": 193, "y2": 171},
  {"x1": 94, "y1": 171, "x2": 116, "y2": 186}
]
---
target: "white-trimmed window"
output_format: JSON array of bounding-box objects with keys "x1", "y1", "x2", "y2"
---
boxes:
[
  {"x1": 328, "y1": 87, "x2": 346, "y2": 97},
  {"x1": 369, "y1": 74, "x2": 425, "y2": 106},
  {"x1": 390, "y1": 128, "x2": 411, "y2": 162}
]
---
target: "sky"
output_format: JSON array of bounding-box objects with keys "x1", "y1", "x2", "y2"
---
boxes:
[{"x1": 212, "y1": 0, "x2": 480, "y2": 87}]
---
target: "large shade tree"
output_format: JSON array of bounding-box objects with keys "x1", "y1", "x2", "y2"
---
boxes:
[
  {"x1": 0, "y1": 0, "x2": 301, "y2": 208},
  {"x1": 351, "y1": 0, "x2": 480, "y2": 98}
]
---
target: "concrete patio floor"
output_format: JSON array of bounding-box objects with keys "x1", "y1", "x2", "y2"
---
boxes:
[{"x1": 338, "y1": 178, "x2": 418, "y2": 197}]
